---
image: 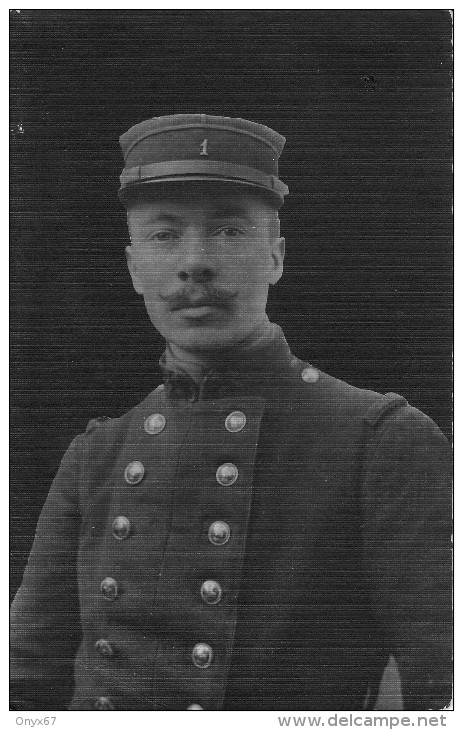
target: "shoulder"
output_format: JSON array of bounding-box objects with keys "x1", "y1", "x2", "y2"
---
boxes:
[
  {"x1": 287, "y1": 357, "x2": 450, "y2": 450},
  {"x1": 288, "y1": 357, "x2": 408, "y2": 427}
]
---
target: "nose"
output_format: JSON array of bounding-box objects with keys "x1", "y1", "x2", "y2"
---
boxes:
[{"x1": 177, "y1": 232, "x2": 216, "y2": 283}]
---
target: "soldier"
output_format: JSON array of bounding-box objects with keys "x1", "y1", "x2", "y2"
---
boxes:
[{"x1": 10, "y1": 114, "x2": 452, "y2": 711}]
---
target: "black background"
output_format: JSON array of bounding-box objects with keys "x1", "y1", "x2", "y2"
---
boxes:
[{"x1": 10, "y1": 9, "x2": 453, "y2": 597}]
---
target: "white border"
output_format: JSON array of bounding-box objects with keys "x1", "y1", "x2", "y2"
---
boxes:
[{"x1": 5, "y1": 5, "x2": 456, "y2": 728}]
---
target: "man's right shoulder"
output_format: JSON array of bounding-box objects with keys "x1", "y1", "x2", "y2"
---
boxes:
[{"x1": 80, "y1": 383, "x2": 167, "y2": 441}]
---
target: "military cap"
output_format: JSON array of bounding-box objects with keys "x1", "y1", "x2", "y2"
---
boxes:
[{"x1": 118, "y1": 113, "x2": 288, "y2": 207}]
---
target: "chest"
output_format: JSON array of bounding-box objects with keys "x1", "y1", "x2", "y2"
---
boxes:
[{"x1": 77, "y1": 395, "x2": 366, "y2": 622}]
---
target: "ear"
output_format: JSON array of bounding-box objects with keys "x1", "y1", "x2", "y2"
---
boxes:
[
  {"x1": 268, "y1": 237, "x2": 285, "y2": 285},
  {"x1": 125, "y1": 245, "x2": 144, "y2": 296}
]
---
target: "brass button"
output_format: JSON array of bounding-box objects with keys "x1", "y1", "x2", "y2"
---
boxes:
[
  {"x1": 301, "y1": 366, "x2": 319, "y2": 383},
  {"x1": 187, "y1": 703, "x2": 204, "y2": 710},
  {"x1": 216, "y1": 462, "x2": 238, "y2": 486},
  {"x1": 192, "y1": 642, "x2": 213, "y2": 669},
  {"x1": 225, "y1": 411, "x2": 246, "y2": 433},
  {"x1": 100, "y1": 577, "x2": 118, "y2": 601},
  {"x1": 112, "y1": 516, "x2": 131, "y2": 540},
  {"x1": 124, "y1": 460, "x2": 145, "y2": 485},
  {"x1": 200, "y1": 579, "x2": 223, "y2": 605},
  {"x1": 144, "y1": 412, "x2": 166, "y2": 435},
  {"x1": 94, "y1": 696, "x2": 115, "y2": 710},
  {"x1": 208, "y1": 521, "x2": 230, "y2": 546},
  {"x1": 95, "y1": 638, "x2": 114, "y2": 658}
]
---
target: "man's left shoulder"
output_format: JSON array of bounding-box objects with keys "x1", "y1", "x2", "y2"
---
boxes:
[
  {"x1": 286, "y1": 359, "x2": 449, "y2": 447},
  {"x1": 288, "y1": 359, "x2": 407, "y2": 424}
]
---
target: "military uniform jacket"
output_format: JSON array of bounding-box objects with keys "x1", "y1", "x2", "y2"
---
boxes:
[{"x1": 10, "y1": 328, "x2": 452, "y2": 711}]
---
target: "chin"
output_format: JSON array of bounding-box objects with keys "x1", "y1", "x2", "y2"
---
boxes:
[{"x1": 168, "y1": 325, "x2": 243, "y2": 352}]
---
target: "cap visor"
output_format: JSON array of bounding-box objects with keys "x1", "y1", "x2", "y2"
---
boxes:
[{"x1": 119, "y1": 175, "x2": 285, "y2": 207}]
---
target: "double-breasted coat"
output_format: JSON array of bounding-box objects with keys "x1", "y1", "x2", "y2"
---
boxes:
[{"x1": 10, "y1": 327, "x2": 452, "y2": 711}]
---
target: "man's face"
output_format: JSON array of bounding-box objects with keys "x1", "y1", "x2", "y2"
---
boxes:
[{"x1": 125, "y1": 185, "x2": 285, "y2": 352}]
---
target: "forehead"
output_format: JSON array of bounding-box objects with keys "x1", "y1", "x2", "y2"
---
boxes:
[{"x1": 126, "y1": 185, "x2": 275, "y2": 226}]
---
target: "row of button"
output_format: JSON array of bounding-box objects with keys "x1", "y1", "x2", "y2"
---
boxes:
[
  {"x1": 99, "y1": 576, "x2": 224, "y2": 605},
  {"x1": 100, "y1": 519, "x2": 230, "y2": 599},
  {"x1": 98, "y1": 516, "x2": 228, "y2": 708},
  {"x1": 143, "y1": 409, "x2": 246, "y2": 436},
  {"x1": 124, "y1": 460, "x2": 241, "y2": 487},
  {"x1": 107, "y1": 517, "x2": 231, "y2": 548},
  {"x1": 94, "y1": 371, "x2": 319, "y2": 711},
  {"x1": 143, "y1": 373, "x2": 314, "y2": 437},
  {"x1": 182, "y1": 368, "x2": 317, "y2": 711},
  {"x1": 94, "y1": 637, "x2": 218, "y2": 665},
  {"x1": 94, "y1": 697, "x2": 204, "y2": 711},
  {"x1": 184, "y1": 408, "x2": 252, "y2": 705},
  {"x1": 124, "y1": 409, "x2": 247, "y2": 487}
]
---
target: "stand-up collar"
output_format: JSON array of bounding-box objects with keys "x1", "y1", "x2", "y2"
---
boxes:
[{"x1": 159, "y1": 322, "x2": 296, "y2": 401}]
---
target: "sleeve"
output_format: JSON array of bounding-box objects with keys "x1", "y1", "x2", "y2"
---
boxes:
[
  {"x1": 361, "y1": 405, "x2": 452, "y2": 711},
  {"x1": 10, "y1": 435, "x2": 84, "y2": 711}
]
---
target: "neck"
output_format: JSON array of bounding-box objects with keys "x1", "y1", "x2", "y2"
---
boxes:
[{"x1": 166, "y1": 316, "x2": 275, "y2": 383}]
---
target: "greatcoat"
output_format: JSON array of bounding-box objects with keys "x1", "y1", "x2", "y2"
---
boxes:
[{"x1": 10, "y1": 327, "x2": 452, "y2": 711}]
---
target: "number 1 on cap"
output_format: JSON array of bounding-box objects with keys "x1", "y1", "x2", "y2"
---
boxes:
[{"x1": 200, "y1": 139, "x2": 208, "y2": 156}]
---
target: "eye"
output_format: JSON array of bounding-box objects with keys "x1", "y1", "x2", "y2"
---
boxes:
[
  {"x1": 215, "y1": 227, "x2": 244, "y2": 238},
  {"x1": 148, "y1": 230, "x2": 179, "y2": 242}
]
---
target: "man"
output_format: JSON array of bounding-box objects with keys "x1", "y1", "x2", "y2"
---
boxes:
[{"x1": 10, "y1": 114, "x2": 452, "y2": 711}]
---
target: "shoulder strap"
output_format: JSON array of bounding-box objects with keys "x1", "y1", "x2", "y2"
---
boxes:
[{"x1": 364, "y1": 392, "x2": 408, "y2": 427}]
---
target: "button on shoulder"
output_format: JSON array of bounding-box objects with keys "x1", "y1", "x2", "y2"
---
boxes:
[{"x1": 301, "y1": 366, "x2": 319, "y2": 384}]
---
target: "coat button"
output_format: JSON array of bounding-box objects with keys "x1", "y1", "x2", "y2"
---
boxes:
[
  {"x1": 100, "y1": 577, "x2": 118, "y2": 601},
  {"x1": 95, "y1": 638, "x2": 115, "y2": 658},
  {"x1": 192, "y1": 642, "x2": 213, "y2": 669},
  {"x1": 301, "y1": 366, "x2": 319, "y2": 383},
  {"x1": 200, "y1": 579, "x2": 223, "y2": 605},
  {"x1": 144, "y1": 412, "x2": 166, "y2": 435},
  {"x1": 124, "y1": 460, "x2": 145, "y2": 485},
  {"x1": 224, "y1": 410, "x2": 246, "y2": 432},
  {"x1": 94, "y1": 696, "x2": 115, "y2": 710},
  {"x1": 112, "y1": 516, "x2": 131, "y2": 540},
  {"x1": 216, "y1": 462, "x2": 238, "y2": 486},
  {"x1": 208, "y1": 521, "x2": 230, "y2": 546},
  {"x1": 187, "y1": 704, "x2": 204, "y2": 710}
]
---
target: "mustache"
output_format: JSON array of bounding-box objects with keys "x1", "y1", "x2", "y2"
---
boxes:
[{"x1": 160, "y1": 285, "x2": 237, "y2": 311}]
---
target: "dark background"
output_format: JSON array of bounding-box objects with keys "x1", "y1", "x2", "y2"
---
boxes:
[{"x1": 10, "y1": 9, "x2": 453, "y2": 598}]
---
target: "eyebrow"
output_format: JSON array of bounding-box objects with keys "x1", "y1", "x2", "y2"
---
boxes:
[{"x1": 149, "y1": 213, "x2": 183, "y2": 225}]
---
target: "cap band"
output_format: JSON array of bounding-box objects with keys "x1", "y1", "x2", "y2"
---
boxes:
[
  {"x1": 123, "y1": 122, "x2": 283, "y2": 161},
  {"x1": 119, "y1": 160, "x2": 289, "y2": 198}
]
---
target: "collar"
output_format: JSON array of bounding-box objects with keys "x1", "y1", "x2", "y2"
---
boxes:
[{"x1": 159, "y1": 323, "x2": 296, "y2": 401}]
